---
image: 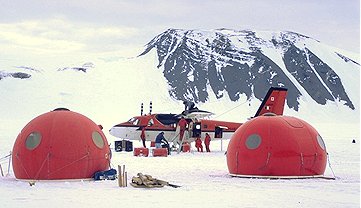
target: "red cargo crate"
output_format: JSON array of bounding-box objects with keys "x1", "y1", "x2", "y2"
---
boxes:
[
  {"x1": 153, "y1": 148, "x2": 168, "y2": 157},
  {"x1": 133, "y1": 147, "x2": 149, "y2": 157},
  {"x1": 182, "y1": 143, "x2": 190, "y2": 152}
]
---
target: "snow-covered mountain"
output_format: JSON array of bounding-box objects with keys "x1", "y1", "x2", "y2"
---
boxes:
[
  {"x1": 0, "y1": 28, "x2": 359, "y2": 147},
  {"x1": 140, "y1": 29, "x2": 359, "y2": 112}
]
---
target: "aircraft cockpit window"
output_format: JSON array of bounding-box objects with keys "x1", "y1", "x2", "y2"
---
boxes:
[
  {"x1": 128, "y1": 118, "x2": 139, "y2": 125},
  {"x1": 148, "y1": 119, "x2": 154, "y2": 126}
]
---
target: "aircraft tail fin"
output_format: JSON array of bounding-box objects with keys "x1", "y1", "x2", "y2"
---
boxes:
[{"x1": 254, "y1": 87, "x2": 288, "y2": 117}]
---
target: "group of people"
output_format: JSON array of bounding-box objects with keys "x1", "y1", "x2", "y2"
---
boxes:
[
  {"x1": 140, "y1": 116, "x2": 212, "y2": 152},
  {"x1": 195, "y1": 133, "x2": 211, "y2": 152},
  {"x1": 177, "y1": 116, "x2": 212, "y2": 152}
]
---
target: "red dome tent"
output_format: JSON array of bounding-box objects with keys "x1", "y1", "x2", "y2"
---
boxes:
[
  {"x1": 226, "y1": 115, "x2": 327, "y2": 178},
  {"x1": 12, "y1": 108, "x2": 111, "y2": 180}
]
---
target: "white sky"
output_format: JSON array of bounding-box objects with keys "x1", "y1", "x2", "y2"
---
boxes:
[{"x1": 0, "y1": 0, "x2": 359, "y2": 67}]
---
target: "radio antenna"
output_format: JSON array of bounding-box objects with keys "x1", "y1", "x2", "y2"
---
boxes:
[
  {"x1": 141, "y1": 103, "x2": 144, "y2": 116},
  {"x1": 149, "y1": 101, "x2": 153, "y2": 114}
]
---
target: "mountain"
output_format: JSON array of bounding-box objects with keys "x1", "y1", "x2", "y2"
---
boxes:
[
  {"x1": 0, "y1": 28, "x2": 359, "y2": 143},
  {"x1": 139, "y1": 29, "x2": 359, "y2": 112}
]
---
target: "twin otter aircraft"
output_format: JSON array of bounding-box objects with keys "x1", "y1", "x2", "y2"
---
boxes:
[{"x1": 109, "y1": 87, "x2": 288, "y2": 146}]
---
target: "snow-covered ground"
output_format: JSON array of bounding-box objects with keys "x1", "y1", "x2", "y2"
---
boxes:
[{"x1": 0, "y1": 138, "x2": 359, "y2": 208}]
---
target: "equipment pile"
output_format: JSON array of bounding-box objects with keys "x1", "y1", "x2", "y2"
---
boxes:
[{"x1": 131, "y1": 173, "x2": 180, "y2": 188}]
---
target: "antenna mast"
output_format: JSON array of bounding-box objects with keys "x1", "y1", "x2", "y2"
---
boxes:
[
  {"x1": 141, "y1": 103, "x2": 144, "y2": 116},
  {"x1": 149, "y1": 101, "x2": 152, "y2": 115}
]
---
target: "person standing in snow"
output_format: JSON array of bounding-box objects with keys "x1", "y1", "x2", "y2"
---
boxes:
[
  {"x1": 204, "y1": 133, "x2": 211, "y2": 152},
  {"x1": 140, "y1": 126, "x2": 146, "y2": 148},
  {"x1": 195, "y1": 137, "x2": 203, "y2": 152}
]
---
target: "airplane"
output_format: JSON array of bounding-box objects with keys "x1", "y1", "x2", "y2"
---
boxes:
[{"x1": 109, "y1": 87, "x2": 288, "y2": 148}]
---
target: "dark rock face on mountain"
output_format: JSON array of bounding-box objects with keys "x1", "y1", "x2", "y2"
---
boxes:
[
  {"x1": 0, "y1": 71, "x2": 31, "y2": 80},
  {"x1": 0, "y1": 66, "x2": 40, "y2": 80},
  {"x1": 57, "y1": 62, "x2": 94, "y2": 73},
  {"x1": 139, "y1": 29, "x2": 358, "y2": 111},
  {"x1": 0, "y1": 63, "x2": 94, "y2": 81},
  {"x1": 10, "y1": 72, "x2": 31, "y2": 79}
]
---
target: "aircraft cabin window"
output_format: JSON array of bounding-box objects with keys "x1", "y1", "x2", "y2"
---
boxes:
[{"x1": 148, "y1": 119, "x2": 154, "y2": 126}]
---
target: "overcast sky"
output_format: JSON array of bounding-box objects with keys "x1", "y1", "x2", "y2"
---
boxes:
[{"x1": 0, "y1": 0, "x2": 359, "y2": 68}]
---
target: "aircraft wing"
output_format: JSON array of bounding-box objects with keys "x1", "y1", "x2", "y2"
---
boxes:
[{"x1": 177, "y1": 109, "x2": 214, "y2": 119}]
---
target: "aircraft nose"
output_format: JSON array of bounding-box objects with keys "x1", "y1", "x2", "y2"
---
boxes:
[{"x1": 109, "y1": 126, "x2": 116, "y2": 135}]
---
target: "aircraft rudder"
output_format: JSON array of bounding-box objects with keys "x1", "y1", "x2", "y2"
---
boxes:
[{"x1": 254, "y1": 87, "x2": 288, "y2": 117}]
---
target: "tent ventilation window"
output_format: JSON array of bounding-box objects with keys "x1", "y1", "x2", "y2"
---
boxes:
[
  {"x1": 317, "y1": 134, "x2": 326, "y2": 150},
  {"x1": 245, "y1": 134, "x2": 261, "y2": 150},
  {"x1": 25, "y1": 132, "x2": 42, "y2": 150},
  {"x1": 92, "y1": 131, "x2": 104, "y2": 149}
]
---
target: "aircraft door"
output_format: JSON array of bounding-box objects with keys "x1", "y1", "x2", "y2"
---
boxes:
[
  {"x1": 192, "y1": 122, "x2": 202, "y2": 138},
  {"x1": 214, "y1": 126, "x2": 224, "y2": 138}
]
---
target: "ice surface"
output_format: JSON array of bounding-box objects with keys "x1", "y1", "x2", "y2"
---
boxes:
[{"x1": 0, "y1": 138, "x2": 359, "y2": 208}]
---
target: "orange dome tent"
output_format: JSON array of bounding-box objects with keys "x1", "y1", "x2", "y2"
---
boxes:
[
  {"x1": 226, "y1": 115, "x2": 327, "y2": 178},
  {"x1": 12, "y1": 108, "x2": 111, "y2": 180}
]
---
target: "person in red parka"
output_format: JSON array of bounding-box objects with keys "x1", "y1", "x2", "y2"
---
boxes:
[
  {"x1": 204, "y1": 133, "x2": 211, "y2": 152},
  {"x1": 177, "y1": 117, "x2": 188, "y2": 142},
  {"x1": 195, "y1": 137, "x2": 203, "y2": 152},
  {"x1": 140, "y1": 126, "x2": 146, "y2": 148}
]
